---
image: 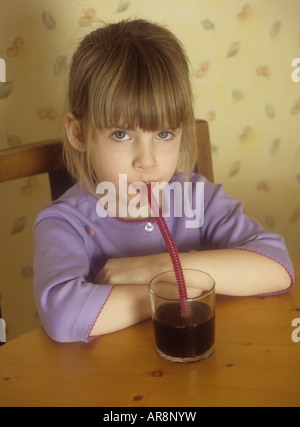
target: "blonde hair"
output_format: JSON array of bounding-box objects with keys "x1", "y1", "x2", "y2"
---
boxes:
[{"x1": 63, "y1": 19, "x2": 197, "y2": 192}]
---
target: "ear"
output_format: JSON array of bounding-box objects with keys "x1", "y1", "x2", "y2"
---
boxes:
[{"x1": 63, "y1": 112, "x2": 85, "y2": 152}]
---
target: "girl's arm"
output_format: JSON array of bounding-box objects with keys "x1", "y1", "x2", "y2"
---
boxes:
[
  {"x1": 90, "y1": 248, "x2": 292, "y2": 335},
  {"x1": 90, "y1": 284, "x2": 150, "y2": 335}
]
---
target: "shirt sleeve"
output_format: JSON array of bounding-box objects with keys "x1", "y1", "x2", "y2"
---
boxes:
[
  {"x1": 33, "y1": 215, "x2": 112, "y2": 343},
  {"x1": 199, "y1": 177, "x2": 295, "y2": 291}
]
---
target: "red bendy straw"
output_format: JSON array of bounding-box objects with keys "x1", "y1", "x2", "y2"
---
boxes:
[{"x1": 146, "y1": 184, "x2": 190, "y2": 318}]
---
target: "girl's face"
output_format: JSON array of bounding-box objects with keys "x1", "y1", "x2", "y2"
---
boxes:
[{"x1": 91, "y1": 126, "x2": 182, "y2": 219}]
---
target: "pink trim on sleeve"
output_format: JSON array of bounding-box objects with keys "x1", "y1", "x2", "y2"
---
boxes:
[
  {"x1": 86, "y1": 286, "x2": 114, "y2": 342},
  {"x1": 237, "y1": 247, "x2": 294, "y2": 297}
]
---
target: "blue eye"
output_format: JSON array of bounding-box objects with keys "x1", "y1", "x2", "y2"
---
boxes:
[
  {"x1": 112, "y1": 130, "x2": 130, "y2": 141},
  {"x1": 156, "y1": 131, "x2": 174, "y2": 140}
]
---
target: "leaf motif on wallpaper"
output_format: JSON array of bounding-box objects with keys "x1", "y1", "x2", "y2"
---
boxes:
[
  {"x1": 195, "y1": 62, "x2": 209, "y2": 78},
  {"x1": 256, "y1": 66, "x2": 270, "y2": 77},
  {"x1": 42, "y1": 11, "x2": 56, "y2": 30},
  {"x1": 38, "y1": 106, "x2": 57, "y2": 120},
  {"x1": 239, "y1": 126, "x2": 252, "y2": 142},
  {"x1": 211, "y1": 144, "x2": 218, "y2": 153},
  {"x1": 10, "y1": 216, "x2": 27, "y2": 235},
  {"x1": 226, "y1": 42, "x2": 240, "y2": 58},
  {"x1": 207, "y1": 111, "x2": 216, "y2": 121},
  {"x1": 265, "y1": 104, "x2": 275, "y2": 118},
  {"x1": 270, "y1": 138, "x2": 281, "y2": 155},
  {"x1": 270, "y1": 21, "x2": 281, "y2": 38},
  {"x1": 201, "y1": 19, "x2": 215, "y2": 30},
  {"x1": 79, "y1": 8, "x2": 96, "y2": 26},
  {"x1": 265, "y1": 215, "x2": 275, "y2": 228},
  {"x1": 7, "y1": 134, "x2": 22, "y2": 147},
  {"x1": 289, "y1": 208, "x2": 300, "y2": 224},
  {"x1": 116, "y1": 0, "x2": 130, "y2": 12},
  {"x1": 228, "y1": 161, "x2": 241, "y2": 177},
  {"x1": 21, "y1": 266, "x2": 33, "y2": 278},
  {"x1": 0, "y1": 81, "x2": 13, "y2": 99},
  {"x1": 237, "y1": 4, "x2": 251, "y2": 21},
  {"x1": 256, "y1": 181, "x2": 270, "y2": 191},
  {"x1": 21, "y1": 177, "x2": 37, "y2": 195},
  {"x1": 232, "y1": 89, "x2": 243, "y2": 100},
  {"x1": 7, "y1": 37, "x2": 24, "y2": 57},
  {"x1": 54, "y1": 56, "x2": 67, "y2": 76},
  {"x1": 290, "y1": 99, "x2": 300, "y2": 115}
]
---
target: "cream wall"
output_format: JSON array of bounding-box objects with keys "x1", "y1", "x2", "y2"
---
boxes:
[{"x1": 0, "y1": 0, "x2": 299, "y2": 341}]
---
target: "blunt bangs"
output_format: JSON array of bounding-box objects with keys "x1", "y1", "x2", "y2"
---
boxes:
[{"x1": 90, "y1": 36, "x2": 193, "y2": 132}]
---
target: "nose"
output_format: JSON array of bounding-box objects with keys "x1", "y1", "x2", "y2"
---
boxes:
[{"x1": 132, "y1": 141, "x2": 157, "y2": 172}]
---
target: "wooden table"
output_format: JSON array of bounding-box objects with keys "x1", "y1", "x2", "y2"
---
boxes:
[{"x1": 1, "y1": 265, "x2": 300, "y2": 408}]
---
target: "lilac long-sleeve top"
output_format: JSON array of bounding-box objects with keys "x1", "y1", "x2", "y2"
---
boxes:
[{"x1": 33, "y1": 173, "x2": 294, "y2": 343}]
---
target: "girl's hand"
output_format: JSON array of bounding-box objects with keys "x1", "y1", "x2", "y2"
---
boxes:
[{"x1": 95, "y1": 254, "x2": 172, "y2": 287}]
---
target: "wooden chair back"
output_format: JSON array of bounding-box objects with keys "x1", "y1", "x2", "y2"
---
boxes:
[
  {"x1": 194, "y1": 119, "x2": 214, "y2": 182},
  {"x1": 0, "y1": 139, "x2": 73, "y2": 200}
]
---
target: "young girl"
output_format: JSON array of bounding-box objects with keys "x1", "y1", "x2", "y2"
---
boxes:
[{"x1": 33, "y1": 19, "x2": 294, "y2": 343}]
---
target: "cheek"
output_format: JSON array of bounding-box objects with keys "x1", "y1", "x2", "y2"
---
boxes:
[
  {"x1": 161, "y1": 153, "x2": 179, "y2": 180},
  {"x1": 166, "y1": 144, "x2": 180, "y2": 165},
  {"x1": 92, "y1": 156, "x2": 127, "y2": 191},
  {"x1": 91, "y1": 145, "x2": 118, "y2": 178}
]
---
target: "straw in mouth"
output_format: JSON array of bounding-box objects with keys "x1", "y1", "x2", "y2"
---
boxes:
[{"x1": 146, "y1": 183, "x2": 190, "y2": 318}]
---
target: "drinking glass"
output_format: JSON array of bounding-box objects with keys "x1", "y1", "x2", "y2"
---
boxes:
[{"x1": 149, "y1": 269, "x2": 215, "y2": 363}]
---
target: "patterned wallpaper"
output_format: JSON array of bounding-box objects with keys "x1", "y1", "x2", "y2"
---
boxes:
[{"x1": 0, "y1": 0, "x2": 299, "y2": 341}]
